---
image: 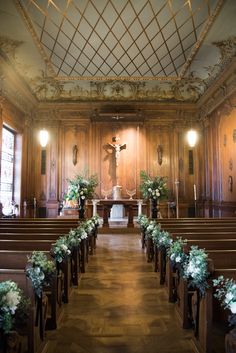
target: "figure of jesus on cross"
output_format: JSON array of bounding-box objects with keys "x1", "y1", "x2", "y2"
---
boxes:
[{"x1": 108, "y1": 136, "x2": 126, "y2": 167}]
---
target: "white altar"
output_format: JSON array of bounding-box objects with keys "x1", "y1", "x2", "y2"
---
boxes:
[{"x1": 110, "y1": 185, "x2": 124, "y2": 219}]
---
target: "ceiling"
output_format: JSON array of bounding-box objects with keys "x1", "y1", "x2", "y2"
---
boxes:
[{"x1": 0, "y1": 0, "x2": 236, "y2": 103}]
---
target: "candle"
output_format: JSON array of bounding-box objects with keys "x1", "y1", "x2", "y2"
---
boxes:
[{"x1": 193, "y1": 184, "x2": 197, "y2": 201}]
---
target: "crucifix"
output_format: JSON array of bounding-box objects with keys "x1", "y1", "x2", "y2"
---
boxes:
[{"x1": 108, "y1": 136, "x2": 126, "y2": 167}]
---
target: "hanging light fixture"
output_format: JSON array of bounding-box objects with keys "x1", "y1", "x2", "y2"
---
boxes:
[
  {"x1": 39, "y1": 129, "x2": 49, "y2": 148},
  {"x1": 187, "y1": 129, "x2": 197, "y2": 148}
]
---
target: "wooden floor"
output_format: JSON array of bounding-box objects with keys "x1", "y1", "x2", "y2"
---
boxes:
[{"x1": 46, "y1": 232, "x2": 196, "y2": 353}]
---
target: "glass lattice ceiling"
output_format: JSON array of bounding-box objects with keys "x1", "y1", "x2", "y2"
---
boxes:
[{"x1": 17, "y1": 0, "x2": 220, "y2": 79}]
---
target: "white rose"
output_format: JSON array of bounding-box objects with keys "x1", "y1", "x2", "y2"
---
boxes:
[
  {"x1": 225, "y1": 292, "x2": 234, "y2": 303},
  {"x1": 175, "y1": 256, "x2": 181, "y2": 263},
  {"x1": 81, "y1": 196, "x2": 85, "y2": 200},
  {"x1": 6, "y1": 291, "x2": 20, "y2": 313},
  {"x1": 229, "y1": 302, "x2": 236, "y2": 314},
  {"x1": 61, "y1": 244, "x2": 68, "y2": 251}
]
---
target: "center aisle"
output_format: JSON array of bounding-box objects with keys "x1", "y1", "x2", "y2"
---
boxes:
[{"x1": 47, "y1": 233, "x2": 195, "y2": 353}]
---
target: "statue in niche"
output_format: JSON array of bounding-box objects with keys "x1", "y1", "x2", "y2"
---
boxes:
[
  {"x1": 228, "y1": 175, "x2": 233, "y2": 192},
  {"x1": 108, "y1": 136, "x2": 126, "y2": 167},
  {"x1": 157, "y1": 145, "x2": 163, "y2": 165},
  {"x1": 72, "y1": 145, "x2": 78, "y2": 166}
]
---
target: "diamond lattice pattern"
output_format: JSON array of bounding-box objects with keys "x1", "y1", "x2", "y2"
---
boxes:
[{"x1": 19, "y1": 0, "x2": 219, "y2": 78}]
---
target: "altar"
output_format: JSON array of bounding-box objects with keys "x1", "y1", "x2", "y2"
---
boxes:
[{"x1": 98, "y1": 199, "x2": 142, "y2": 228}]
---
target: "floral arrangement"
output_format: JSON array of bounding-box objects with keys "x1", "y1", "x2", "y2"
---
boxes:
[
  {"x1": 168, "y1": 237, "x2": 187, "y2": 265},
  {"x1": 51, "y1": 236, "x2": 71, "y2": 263},
  {"x1": 213, "y1": 276, "x2": 236, "y2": 326},
  {"x1": 26, "y1": 251, "x2": 56, "y2": 297},
  {"x1": 183, "y1": 246, "x2": 209, "y2": 296},
  {"x1": 137, "y1": 214, "x2": 149, "y2": 231},
  {"x1": 140, "y1": 170, "x2": 168, "y2": 200},
  {"x1": 0, "y1": 281, "x2": 29, "y2": 333},
  {"x1": 65, "y1": 173, "x2": 98, "y2": 202},
  {"x1": 153, "y1": 230, "x2": 173, "y2": 250},
  {"x1": 145, "y1": 220, "x2": 158, "y2": 238},
  {"x1": 91, "y1": 215, "x2": 100, "y2": 227}
]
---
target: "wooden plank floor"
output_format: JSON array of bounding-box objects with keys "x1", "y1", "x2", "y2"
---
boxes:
[{"x1": 46, "y1": 233, "x2": 196, "y2": 353}]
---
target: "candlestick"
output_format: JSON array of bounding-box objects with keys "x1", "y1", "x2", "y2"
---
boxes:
[
  {"x1": 174, "y1": 180, "x2": 179, "y2": 219},
  {"x1": 193, "y1": 184, "x2": 197, "y2": 201}
]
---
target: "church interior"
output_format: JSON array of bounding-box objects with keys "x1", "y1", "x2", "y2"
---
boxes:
[{"x1": 0, "y1": 0, "x2": 236, "y2": 352}]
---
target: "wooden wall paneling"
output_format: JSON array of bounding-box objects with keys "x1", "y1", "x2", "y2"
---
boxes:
[
  {"x1": 91, "y1": 122, "x2": 103, "y2": 198},
  {"x1": 62, "y1": 123, "x2": 90, "y2": 197},
  {"x1": 46, "y1": 125, "x2": 59, "y2": 217},
  {"x1": 0, "y1": 100, "x2": 3, "y2": 194},
  {"x1": 178, "y1": 130, "x2": 186, "y2": 201},
  {"x1": 219, "y1": 109, "x2": 236, "y2": 203}
]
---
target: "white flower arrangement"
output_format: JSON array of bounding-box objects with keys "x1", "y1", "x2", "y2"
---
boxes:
[
  {"x1": 145, "y1": 220, "x2": 159, "y2": 238},
  {"x1": 52, "y1": 236, "x2": 71, "y2": 263},
  {"x1": 0, "y1": 281, "x2": 29, "y2": 333},
  {"x1": 183, "y1": 246, "x2": 209, "y2": 296},
  {"x1": 168, "y1": 237, "x2": 187, "y2": 265},
  {"x1": 26, "y1": 251, "x2": 56, "y2": 297},
  {"x1": 154, "y1": 230, "x2": 173, "y2": 250},
  {"x1": 65, "y1": 174, "x2": 98, "y2": 202},
  {"x1": 140, "y1": 170, "x2": 168, "y2": 201},
  {"x1": 137, "y1": 214, "x2": 149, "y2": 231},
  {"x1": 213, "y1": 276, "x2": 236, "y2": 325}
]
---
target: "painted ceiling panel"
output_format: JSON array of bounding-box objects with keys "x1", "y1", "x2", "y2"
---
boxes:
[{"x1": 0, "y1": 0, "x2": 235, "y2": 103}]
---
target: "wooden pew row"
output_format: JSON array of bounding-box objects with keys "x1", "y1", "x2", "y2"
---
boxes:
[
  {"x1": 155, "y1": 238, "x2": 236, "y2": 285},
  {"x1": 173, "y1": 252, "x2": 236, "y2": 353},
  {"x1": 0, "y1": 250, "x2": 59, "y2": 332},
  {"x1": 0, "y1": 239, "x2": 73, "y2": 305},
  {"x1": 0, "y1": 269, "x2": 40, "y2": 353}
]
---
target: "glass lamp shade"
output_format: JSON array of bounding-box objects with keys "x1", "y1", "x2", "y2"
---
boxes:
[
  {"x1": 39, "y1": 129, "x2": 49, "y2": 148},
  {"x1": 187, "y1": 129, "x2": 197, "y2": 147}
]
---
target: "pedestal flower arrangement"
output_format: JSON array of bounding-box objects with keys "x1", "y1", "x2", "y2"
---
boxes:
[
  {"x1": 65, "y1": 173, "x2": 98, "y2": 219},
  {"x1": 140, "y1": 171, "x2": 168, "y2": 218}
]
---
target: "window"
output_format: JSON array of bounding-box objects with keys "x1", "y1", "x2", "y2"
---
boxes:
[{"x1": 0, "y1": 126, "x2": 15, "y2": 207}]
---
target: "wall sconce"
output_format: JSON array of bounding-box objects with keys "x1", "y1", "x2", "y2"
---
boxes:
[
  {"x1": 39, "y1": 129, "x2": 49, "y2": 148},
  {"x1": 187, "y1": 129, "x2": 197, "y2": 147}
]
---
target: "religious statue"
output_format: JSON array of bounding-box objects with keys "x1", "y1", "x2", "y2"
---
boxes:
[
  {"x1": 157, "y1": 145, "x2": 163, "y2": 165},
  {"x1": 108, "y1": 136, "x2": 126, "y2": 167},
  {"x1": 72, "y1": 144, "x2": 78, "y2": 166}
]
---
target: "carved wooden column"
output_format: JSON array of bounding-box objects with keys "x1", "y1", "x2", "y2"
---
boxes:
[{"x1": 46, "y1": 120, "x2": 60, "y2": 217}]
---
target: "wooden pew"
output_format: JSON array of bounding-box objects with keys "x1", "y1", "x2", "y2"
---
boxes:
[
  {"x1": 0, "y1": 269, "x2": 39, "y2": 353},
  {"x1": 175, "y1": 252, "x2": 236, "y2": 353},
  {"x1": 0, "y1": 239, "x2": 72, "y2": 306},
  {"x1": 0, "y1": 250, "x2": 59, "y2": 332}
]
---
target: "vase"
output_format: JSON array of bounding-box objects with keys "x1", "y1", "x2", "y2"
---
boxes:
[
  {"x1": 151, "y1": 198, "x2": 159, "y2": 219},
  {"x1": 78, "y1": 197, "x2": 85, "y2": 219}
]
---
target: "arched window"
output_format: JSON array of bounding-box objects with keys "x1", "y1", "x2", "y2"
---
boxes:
[{"x1": 0, "y1": 126, "x2": 15, "y2": 208}]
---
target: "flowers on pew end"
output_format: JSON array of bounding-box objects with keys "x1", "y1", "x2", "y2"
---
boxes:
[
  {"x1": 137, "y1": 214, "x2": 149, "y2": 231},
  {"x1": 140, "y1": 170, "x2": 168, "y2": 200},
  {"x1": 26, "y1": 251, "x2": 56, "y2": 297},
  {"x1": 65, "y1": 173, "x2": 98, "y2": 202},
  {"x1": 52, "y1": 236, "x2": 71, "y2": 263},
  {"x1": 183, "y1": 246, "x2": 209, "y2": 296},
  {"x1": 168, "y1": 237, "x2": 187, "y2": 266},
  {"x1": 213, "y1": 276, "x2": 236, "y2": 326},
  {"x1": 0, "y1": 281, "x2": 29, "y2": 333},
  {"x1": 153, "y1": 230, "x2": 173, "y2": 250}
]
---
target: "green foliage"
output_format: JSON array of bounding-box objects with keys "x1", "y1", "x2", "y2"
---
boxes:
[
  {"x1": 213, "y1": 276, "x2": 236, "y2": 325},
  {"x1": 65, "y1": 173, "x2": 98, "y2": 201},
  {"x1": 52, "y1": 236, "x2": 71, "y2": 263},
  {"x1": 140, "y1": 170, "x2": 168, "y2": 200},
  {"x1": 168, "y1": 237, "x2": 187, "y2": 265},
  {"x1": 183, "y1": 246, "x2": 209, "y2": 296},
  {"x1": 0, "y1": 281, "x2": 29, "y2": 333},
  {"x1": 26, "y1": 251, "x2": 56, "y2": 297}
]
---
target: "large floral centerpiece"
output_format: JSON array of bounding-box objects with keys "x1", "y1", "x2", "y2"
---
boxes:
[
  {"x1": 0, "y1": 281, "x2": 29, "y2": 333},
  {"x1": 64, "y1": 173, "x2": 98, "y2": 218},
  {"x1": 140, "y1": 170, "x2": 168, "y2": 218}
]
